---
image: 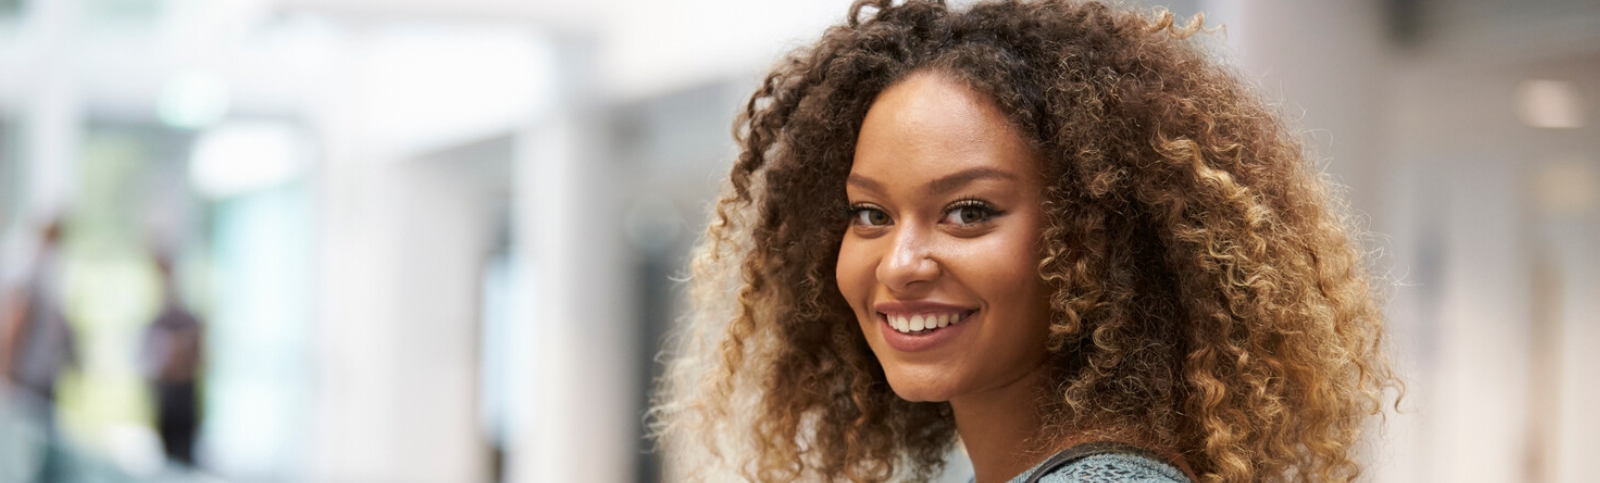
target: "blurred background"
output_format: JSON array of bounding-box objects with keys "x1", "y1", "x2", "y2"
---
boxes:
[{"x1": 0, "y1": 0, "x2": 1595, "y2": 482}]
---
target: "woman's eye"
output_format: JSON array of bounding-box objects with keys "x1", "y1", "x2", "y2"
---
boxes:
[
  {"x1": 851, "y1": 206, "x2": 891, "y2": 227},
  {"x1": 943, "y1": 201, "x2": 997, "y2": 226}
]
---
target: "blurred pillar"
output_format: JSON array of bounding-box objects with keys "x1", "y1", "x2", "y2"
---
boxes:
[
  {"x1": 509, "y1": 37, "x2": 636, "y2": 483},
  {"x1": 20, "y1": 0, "x2": 82, "y2": 219},
  {"x1": 1426, "y1": 163, "x2": 1533, "y2": 483},
  {"x1": 307, "y1": 24, "x2": 576, "y2": 483},
  {"x1": 307, "y1": 25, "x2": 380, "y2": 482},
  {"x1": 1200, "y1": 0, "x2": 1390, "y2": 222},
  {"x1": 388, "y1": 145, "x2": 503, "y2": 483},
  {"x1": 1531, "y1": 156, "x2": 1600, "y2": 483}
]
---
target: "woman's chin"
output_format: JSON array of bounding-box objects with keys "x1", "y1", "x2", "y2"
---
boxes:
[
  {"x1": 891, "y1": 389, "x2": 951, "y2": 403},
  {"x1": 884, "y1": 372, "x2": 961, "y2": 402}
]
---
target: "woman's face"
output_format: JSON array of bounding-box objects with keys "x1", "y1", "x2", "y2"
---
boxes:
[{"x1": 837, "y1": 71, "x2": 1054, "y2": 402}]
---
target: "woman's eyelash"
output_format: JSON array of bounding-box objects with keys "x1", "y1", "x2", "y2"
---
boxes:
[
  {"x1": 948, "y1": 197, "x2": 1001, "y2": 213},
  {"x1": 948, "y1": 197, "x2": 992, "y2": 209},
  {"x1": 945, "y1": 198, "x2": 1003, "y2": 224}
]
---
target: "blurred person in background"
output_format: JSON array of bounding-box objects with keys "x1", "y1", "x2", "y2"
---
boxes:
[
  {"x1": 0, "y1": 216, "x2": 78, "y2": 482},
  {"x1": 654, "y1": 1, "x2": 1400, "y2": 482},
  {"x1": 140, "y1": 249, "x2": 203, "y2": 468}
]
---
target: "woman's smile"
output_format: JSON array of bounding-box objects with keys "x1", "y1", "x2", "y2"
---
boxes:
[{"x1": 875, "y1": 300, "x2": 979, "y2": 352}]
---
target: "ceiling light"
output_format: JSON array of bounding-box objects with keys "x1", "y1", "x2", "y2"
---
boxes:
[{"x1": 1515, "y1": 79, "x2": 1586, "y2": 129}]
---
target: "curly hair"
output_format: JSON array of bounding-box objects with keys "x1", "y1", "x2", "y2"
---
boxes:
[{"x1": 652, "y1": 1, "x2": 1400, "y2": 482}]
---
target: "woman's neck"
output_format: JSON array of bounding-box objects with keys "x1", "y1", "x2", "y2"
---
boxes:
[{"x1": 949, "y1": 363, "x2": 1054, "y2": 483}]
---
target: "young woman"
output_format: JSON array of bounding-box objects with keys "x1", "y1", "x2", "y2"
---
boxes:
[{"x1": 654, "y1": 1, "x2": 1399, "y2": 482}]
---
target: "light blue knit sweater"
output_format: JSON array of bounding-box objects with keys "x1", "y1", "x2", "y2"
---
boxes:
[
  {"x1": 967, "y1": 450, "x2": 1192, "y2": 483},
  {"x1": 1008, "y1": 452, "x2": 1191, "y2": 483}
]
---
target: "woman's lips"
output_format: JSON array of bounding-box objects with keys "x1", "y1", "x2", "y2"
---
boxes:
[{"x1": 875, "y1": 307, "x2": 977, "y2": 353}]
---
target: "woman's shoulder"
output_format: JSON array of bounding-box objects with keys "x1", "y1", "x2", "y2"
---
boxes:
[
  {"x1": 1000, "y1": 442, "x2": 1193, "y2": 483},
  {"x1": 1022, "y1": 452, "x2": 1192, "y2": 483}
]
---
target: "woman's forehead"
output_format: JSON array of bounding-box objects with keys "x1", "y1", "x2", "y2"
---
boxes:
[{"x1": 850, "y1": 72, "x2": 1040, "y2": 185}]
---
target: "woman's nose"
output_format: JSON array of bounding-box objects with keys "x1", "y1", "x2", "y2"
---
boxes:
[{"x1": 877, "y1": 223, "x2": 940, "y2": 293}]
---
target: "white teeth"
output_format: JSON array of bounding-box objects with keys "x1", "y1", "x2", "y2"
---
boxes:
[{"x1": 886, "y1": 313, "x2": 970, "y2": 334}]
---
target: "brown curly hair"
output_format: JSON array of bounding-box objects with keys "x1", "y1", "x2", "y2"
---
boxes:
[{"x1": 652, "y1": 1, "x2": 1400, "y2": 482}]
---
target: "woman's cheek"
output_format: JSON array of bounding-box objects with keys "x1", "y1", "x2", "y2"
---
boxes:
[
  {"x1": 834, "y1": 237, "x2": 873, "y2": 316},
  {"x1": 961, "y1": 222, "x2": 1046, "y2": 311}
]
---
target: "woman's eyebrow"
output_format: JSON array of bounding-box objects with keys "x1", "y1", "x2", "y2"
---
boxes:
[
  {"x1": 926, "y1": 167, "x2": 1015, "y2": 195},
  {"x1": 846, "y1": 174, "x2": 887, "y2": 193},
  {"x1": 846, "y1": 167, "x2": 1016, "y2": 195}
]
